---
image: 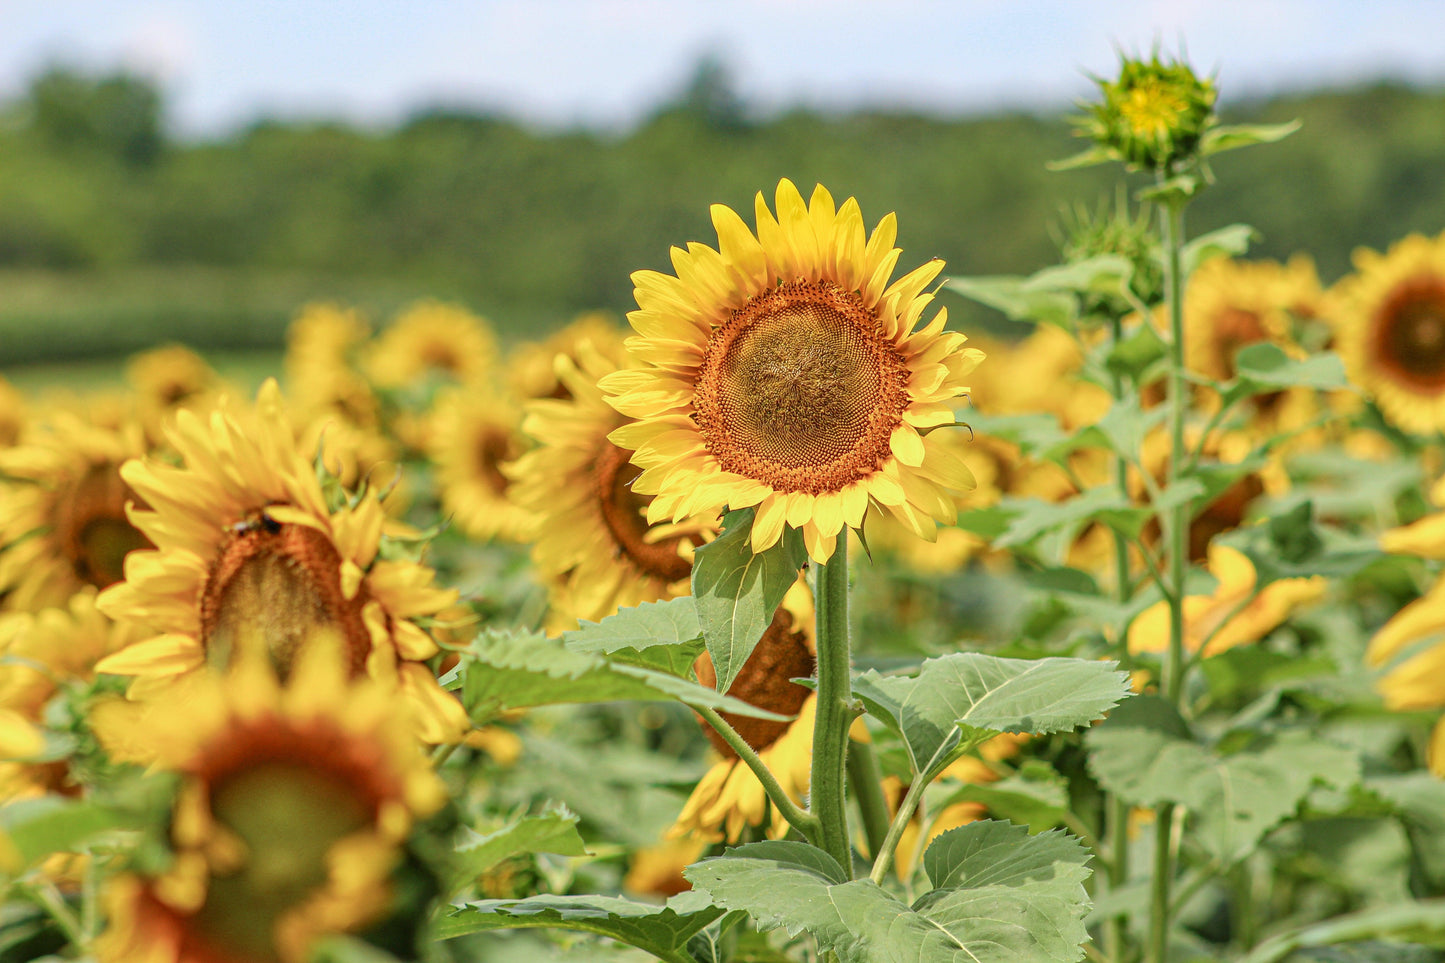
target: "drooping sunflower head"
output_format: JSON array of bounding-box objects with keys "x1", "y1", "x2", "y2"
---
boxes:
[
  {"x1": 603, "y1": 179, "x2": 983, "y2": 564},
  {"x1": 508, "y1": 339, "x2": 711, "y2": 628},
  {"x1": 94, "y1": 634, "x2": 446, "y2": 963},
  {"x1": 672, "y1": 579, "x2": 817, "y2": 842},
  {"x1": 95, "y1": 381, "x2": 467, "y2": 743},
  {"x1": 1080, "y1": 51, "x2": 1217, "y2": 172},
  {"x1": 364, "y1": 300, "x2": 499, "y2": 389},
  {"x1": 1330, "y1": 231, "x2": 1445, "y2": 435},
  {"x1": 0, "y1": 408, "x2": 152, "y2": 612}
]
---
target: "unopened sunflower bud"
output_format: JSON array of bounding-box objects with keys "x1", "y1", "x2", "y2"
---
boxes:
[{"x1": 1081, "y1": 52, "x2": 1218, "y2": 173}]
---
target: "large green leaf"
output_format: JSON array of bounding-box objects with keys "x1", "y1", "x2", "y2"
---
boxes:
[
  {"x1": 563, "y1": 597, "x2": 705, "y2": 675},
  {"x1": 437, "y1": 891, "x2": 726, "y2": 963},
  {"x1": 945, "y1": 276, "x2": 1076, "y2": 328},
  {"x1": 447, "y1": 805, "x2": 589, "y2": 893},
  {"x1": 853, "y1": 654, "x2": 1129, "y2": 780},
  {"x1": 1087, "y1": 696, "x2": 1362, "y2": 862},
  {"x1": 455, "y1": 629, "x2": 790, "y2": 723},
  {"x1": 685, "y1": 829, "x2": 1093, "y2": 963},
  {"x1": 1219, "y1": 344, "x2": 1349, "y2": 408},
  {"x1": 690, "y1": 508, "x2": 807, "y2": 693},
  {"x1": 0, "y1": 795, "x2": 150, "y2": 870}
]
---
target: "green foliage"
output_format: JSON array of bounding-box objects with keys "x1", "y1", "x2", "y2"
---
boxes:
[
  {"x1": 685, "y1": 827, "x2": 1092, "y2": 963},
  {"x1": 853, "y1": 654, "x2": 1130, "y2": 779},
  {"x1": 448, "y1": 806, "x2": 589, "y2": 893},
  {"x1": 1087, "y1": 696, "x2": 1362, "y2": 863},
  {"x1": 563, "y1": 597, "x2": 705, "y2": 675},
  {"x1": 438, "y1": 891, "x2": 727, "y2": 963},
  {"x1": 453, "y1": 628, "x2": 790, "y2": 723},
  {"x1": 690, "y1": 508, "x2": 807, "y2": 693}
]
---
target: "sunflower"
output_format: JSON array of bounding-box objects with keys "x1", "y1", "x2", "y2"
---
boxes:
[
  {"x1": 1129, "y1": 543, "x2": 1324, "y2": 659},
  {"x1": 285, "y1": 303, "x2": 381, "y2": 430},
  {"x1": 126, "y1": 344, "x2": 224, "y2": 441},
  {"x1": 668, "y1": 581, "x2": 828, "y2": 843},
  {"x1": 602, "y1": 179, "x2": 983, "y2": 564},
  {"x1": 93, "y1": 634, "x2": 446, "y2": 963},
  {"x1": 1330, "y1": 231, "x2": 1445, "y2": 435},
  {"x1": 364, "y1": 300, "x2": 499, "y2": 390},
  {"x1": 0, "y1": 408, "x2": 152, "y2": 612},
  {"x1": 508, "y1": 339, "x2": 710, "y2": 627},
  {"x1": 427, "y1": 385, "x2": 535, "y2": 544},
  {"x1": 94, "y1": 381, "x2": 468, "y2": 743},
  {"x1": 506, "y1": 311, "x2": 627, "y2": 401},
  {"x1": 1185, "y1": 255, "x2": 1320, "y2": 384}
]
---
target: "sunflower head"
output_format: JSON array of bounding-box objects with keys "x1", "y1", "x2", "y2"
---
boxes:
[
  {"x1": 1057, "y1": 194, "x2": 1164, "y2": 313},
  {"x1": 1331, "y1": 232, "x2": 1445, "y2": 434},
  {"x1": 364, "y1": 300, "x2": 498, "y2": 389},
  {"x1": 1080, "y1": 52, "x2": 1217, "y2": 173},
  {"x1": 603, "y1": 179, "x2": 982, "y2": 564},
  {"x1": 94, "y1": 632, "x2": 445, "y2": 963}
]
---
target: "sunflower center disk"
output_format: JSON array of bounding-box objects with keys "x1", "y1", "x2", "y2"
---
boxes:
[
  {"x1": 54, "y1": 464, "x2": 150, "y2": 588},
  {"x1": 696, "y1": 280, "x2": 908, "y2": 494},
  {"x1": 1378, "y1": 279, "x2": 1445, "y2": 390},
  {"x1": 201, "y1": 515, "x2": 372, "y2": 677},
  {"x1": 594, "y1": 443, "x2": 693, "y2": 583},
  {"x1": 196, "y1": 761, "x2": 373, "y2": 961},
  {"x1": 474, "y1": 429, "x2": 515, "y2": 497},
  {"x1": 693, "y1": 606, "x2": 814, "y2": 757}
]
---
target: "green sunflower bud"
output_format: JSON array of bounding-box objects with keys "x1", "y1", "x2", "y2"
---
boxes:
[{"x1": 1079, "y1": 51, "x2": 1218, "y2": 173}]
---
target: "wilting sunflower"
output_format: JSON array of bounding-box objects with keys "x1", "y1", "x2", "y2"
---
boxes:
[
  {"x1": 94, "y1": 634, "x2": 446, "y2": 963},
  {"x1": 602, "y1": 179, "x2": 983, "y2": 564},
  {"x1": 1331, "y1": 231, "x2": 1445, "y2": 435},
  {"x1": 669, "y1": 582, "x2": 825, "y2": 843},
  {"x1": 1129, "y1": 543, "x2": 1324, "y2": 659},
  {"x1": 94, "y1": 381, "x2": 468, "y2": 743},
  {"x1": 0, "y1": 409, "x2": 152, "y2": 612},
  {"x1": 364, "y1": 300, "x2": 499, "y2": 390},
  {"x1": 508, "y1": 339, "x2": 710, "y2": 627},
  {"x1": 427, "y1": 385, "x2": 535, "y2": 544}
]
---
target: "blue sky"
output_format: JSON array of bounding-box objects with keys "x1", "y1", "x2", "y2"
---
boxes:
[{"x1": 5, "y1": 0, "x2": 1444, "y2": 135}]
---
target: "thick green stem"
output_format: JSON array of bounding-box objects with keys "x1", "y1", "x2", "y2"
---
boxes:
[
  {"x1": 692, "y1": 703, "x2": 821, "y2": 843},
  {"x1": 812, "y1": 532, "x2": 855, "y2": 876},
  {"x1": 848, "y1": 737, "x2": 890, "y2": 862},
  {"x1": 1148, "y1": 187, "x2": 1192, "y2": 963}
]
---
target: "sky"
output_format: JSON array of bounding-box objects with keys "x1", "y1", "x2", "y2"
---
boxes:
[{"x1": 3, "y1": 0, "x2": 1444, "y2": 136}]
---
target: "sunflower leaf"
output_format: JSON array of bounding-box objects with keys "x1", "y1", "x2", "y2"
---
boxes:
[
  {"x1": 436, "y1": 891, "x2": 726, "y2": 963},
  {"x1": 447, "y1": 805, "x2": 589, "y2": 893},
  {"x1": 1087, "y1": 696, "x2": 1362, "y2": 863},
  {"x1": 455, "y1": 629, "x2": 791, "y2": 724},
  {"x1": 945, "y1": 275, "x2": 1077, "y2": 328},
  {"x1": 1200, "y1": 120, "x2": 1302, "y2": 159},
  {"x1": 0, "y1": 795, "x2": 153, "y2": 870},
  {"x1": 683, "y1": 829, "x2": 1093, "y2": 963},
  {"x1": 1231, "y1": 343, "x2": 1349, "y2": 392},
  {"x1": 563, "y1": 597, "x2": 705, "y2": 676},
  {"x1": 852, "y1": 654, "x2": 1129, "y2": 781},
  {"x1": 690, "y1": 507, "x2": 807, "y2": 693},
  {"x1": 1235, "y1": 899, "x2": 1445, "y2": 963},
  {"x1": 1179, "y1": 223, "x2": 1257, "y2": 276}
]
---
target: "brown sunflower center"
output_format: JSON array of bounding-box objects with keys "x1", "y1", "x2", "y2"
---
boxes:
[
  {"x1": 694, "y1": 279, "x2": 909, "y2": 494},
  {"x1": 195, "y1": 760, "x2": 375, "y2": 963},
  {"x1": 474, "y1": 428, "x2": 515, "y2": 496},
  {"x1": 52, "y1": 464, "x2": 150, "y2": 589},
  {"x1": 1376, "y1": 278, "x2": 1445, "y2": 391},
  {"x1": 200, "y1": 512, "x2": 372, "y2": 678},
  {"x1": 1211, "y1": 307, "x2": 1269, "y2": 379},
  {"x1": 593, "y1": 442, "x2": 693, "y2": 583},
  {"x1": 693, "y1": 606, "x2": 814, "y2": 757},
  {"x1": 419, "y1": 341, "x2": 462, "y2": 375},
  {"x1": 1189, "y1": 472, "x2": 1265, "y2": 563}
]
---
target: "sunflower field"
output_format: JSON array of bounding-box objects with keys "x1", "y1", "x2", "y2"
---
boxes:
[{"x1": 5, "y1": 49, "x2": 1445, "y2": 963}]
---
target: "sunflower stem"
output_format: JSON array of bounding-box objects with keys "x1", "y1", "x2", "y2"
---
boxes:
[
  {"x1": 847, "y1": 737, "x2": 890, "y2": 861},
  {"x1": 869, "y1": 772, "x2": 927, "y2": 885},
  {"x1": 1148, "y1": 181, "x2": 1193, "y2": 963},
  {"x1": 691, "y1": 703, "x2": 821, "y2": 843},
  {"x1": 812, "y1": 531, "x2": 855, "y2": 876}
]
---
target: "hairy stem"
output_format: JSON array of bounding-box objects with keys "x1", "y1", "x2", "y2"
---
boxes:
[{"x1": 812, "y1": 532, "x2": 855, "y2": 874}]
